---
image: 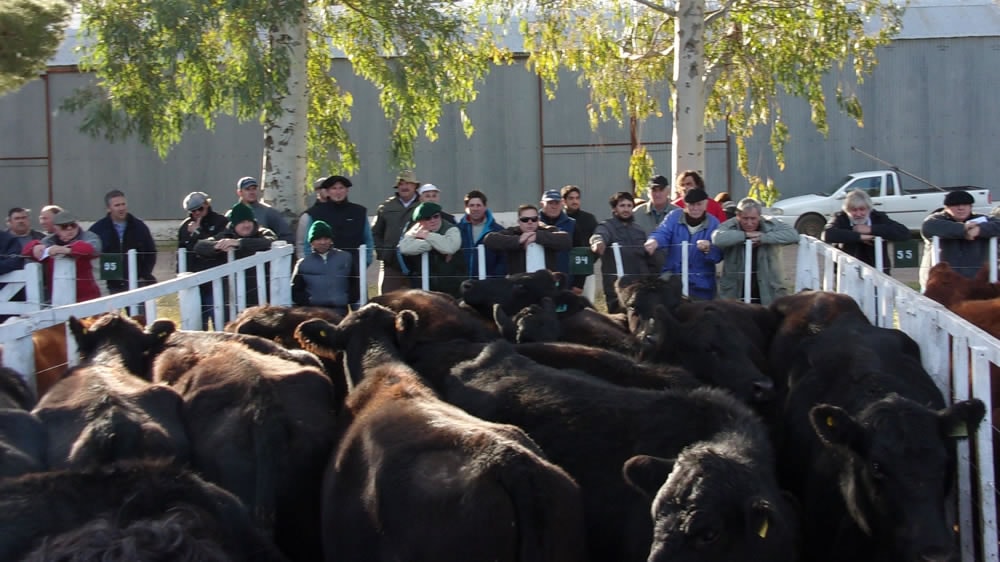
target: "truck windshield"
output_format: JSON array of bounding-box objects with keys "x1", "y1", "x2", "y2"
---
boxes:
[{"x1": 818, "y1": 176, "x2": 854, "y2": 196}]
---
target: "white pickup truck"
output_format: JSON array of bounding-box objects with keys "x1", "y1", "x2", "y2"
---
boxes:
[{"x1": 763, "y1": 170, "x2": 994, "y2": 237}]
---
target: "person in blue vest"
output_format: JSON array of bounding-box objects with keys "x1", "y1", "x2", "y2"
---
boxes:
[
  {"x1": 456, "y1": 190, "x2": 506, "y2": 279},
  {"x1": 88, "y1": 189, "x2": 157, "y2": 294},
  {"x1": 291, "y1": 220, "x2": 352, "y2": 315},
  {"x1": 644, "y1": 189, "x2": 723, "y2": 300},
  {"x1": 538, "y1": 189, "x2": 576, "y2": 282},
  {"x1": 299, "y1": 175, "x2": 372, "y2": 308}
]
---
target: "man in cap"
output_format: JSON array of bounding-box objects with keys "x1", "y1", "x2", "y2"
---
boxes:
[
  {"x1": 6, "y1": 208, "x2": 44, "y2": 251},
  {"x1": 538, "y1": 189, "x2": 576, "y2": 280},
  {"x1": 178, "y1": 191, "x2": 229, "y2": 329},
  {"x1": 672, "y1": 170, "x2": 728, "y2": 223},
  {"x1": 372, "y1": 170, "x2": 421, "y2": 294},
  {"x1": 560, "y1": 185, "x2": 598, "y2": 294},
  {"x1": 232, "y1": 176, "x2": 293, "y2": 245},
  {"x1": 88, "y1": 189, "x2": 157, "y2": 294},
  {"x1": 195, "y1": 203, "x2": 278, "y2": 308},
  {"x1": 295, "y1": 177, "x2": 332, "y2": 258},
  {"x1": 299, "y1": 174, "x2": 373, "y2": 307},
  {"x1": 644, "y1": 188, "x2": 723, "y2": 300},
  {"x1": 634, "y1": 175, "x2": 678, "y2": 273},
  {"x1": 292, "y1": 220, "x2": 352, "y2": 315},
  {"x1": 24, "y1": 211, "x2": 102, "y2": 303},
  {"x1": 920, "y1": 190, "x2": 1000, "y2": 286},
  {"x1": 417, "y1": 183, "x2": 455, "y2": 223},
  {"x1": 398, "y1": 201, "x2": 465, "y2": 297}
]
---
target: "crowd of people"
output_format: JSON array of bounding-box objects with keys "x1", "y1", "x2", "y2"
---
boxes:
[{"x1": 3, "y1": 169, "x2": 998, "y2": 322}]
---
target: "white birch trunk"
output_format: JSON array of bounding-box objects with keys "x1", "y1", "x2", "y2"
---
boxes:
[
  {"x1": 671, "y1": 0, "x2": 707, "y2": 193},
  {"x1": 262, "y1": 13, "x2": 309, "y2": 220}
]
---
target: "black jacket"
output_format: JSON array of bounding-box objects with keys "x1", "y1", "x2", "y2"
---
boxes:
[
  {"x1": 89, "y1": 213, "x2": 157, "y2": 290},
  {"x1": 822, "y1": 209, "x2": 910, "y2": 272}
]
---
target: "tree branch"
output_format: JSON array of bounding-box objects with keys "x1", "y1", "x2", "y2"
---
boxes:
[
  {"x1": 704, "y1": 0, "x2": 739, "y2": 27},
  {"x1": 629, "y1": 0, "x2": 676, "y2": 17}
]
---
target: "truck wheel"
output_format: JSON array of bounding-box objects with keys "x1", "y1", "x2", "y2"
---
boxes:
[{"x1": 796, "y1": 215, "x2": 825, "y2": 238}]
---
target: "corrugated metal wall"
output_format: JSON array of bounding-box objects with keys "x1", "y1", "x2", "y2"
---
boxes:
[{"x1": 1, "y1": 36, "x2": 997, "y2": 226}]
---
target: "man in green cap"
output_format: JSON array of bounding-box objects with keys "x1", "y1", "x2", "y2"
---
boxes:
[
  {"x1": 195, "y1": 203, "x2": 278, "y2": 311},
  {"x1": 398, "y1": 201, "x2": 465, "y2": 296},
  {"x1": 291, "y1": 220, "x2": 352, "y2": 314}
]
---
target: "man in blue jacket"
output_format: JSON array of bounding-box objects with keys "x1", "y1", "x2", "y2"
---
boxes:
[
  {"x1": 644, "y1": 189, "x2": 723, "y2": 300},
  {"x1": 456, "y1": 190, "x2": 506, "y2": 279}
]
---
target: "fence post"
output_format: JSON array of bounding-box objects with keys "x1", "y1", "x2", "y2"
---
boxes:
[
  {"x1": 611, "y1": 243, "x2": 624, "y2": 278},
  {"x1": 269, "y1": 242, "x2": 292, "y2": 306},
  {"x1": 127, "y1": 249, "x2": 140, "y2": 318},
  {"x1": 23, "y1": 262, "x2": 42, "y2": 312},
  {"x1": 971, "y1": 346, "x2": 998, "y2": 562},
  {"x1": 420, "y1": 252, "x2": 430, "y2": 291},
  {"x1": 525, "y1": 243, "x2": 545, "y2": 272},
  {"x1": 1, "y1": 322, "x2": 35, "y2": 392},
  {"x1": 477, "y1": 245, "x2": 487, "y2": 280},
  {"x1": 177, "y1": 247, "x2": 188, "y2": 274},
  {"x1": 357, "y1": 244, "x2": 369, "y2": 305},
  {"x1": 680, "y1": 242, "x2": 690, "y2": 297},
  {"x1": 177, "y1": 273, "x2": 202, "y2": 330},
  {"x1": 51, "y1": 257, "x2": 77, "y2": 306},
  {"x1": 743, "y1": 239, "x2": 753, "y2": 303},
  {"x1": 874, "y1": 235, "x2": 884, "y2": 273}
]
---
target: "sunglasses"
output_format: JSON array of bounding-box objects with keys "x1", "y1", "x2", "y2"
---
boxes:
[
  {"x1": 57, "y1": 223, "x2": 78, "y2": 230},
  {"x1": 519, "y1": 216, "x2": 539, "y2": 223},
  {"x1": 190, "y1": 205, "x2": 208, "y2": 213}
]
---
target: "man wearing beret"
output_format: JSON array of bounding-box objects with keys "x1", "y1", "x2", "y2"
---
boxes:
[
  {"x1": 644, "y1": 188, "x2": 723, "y2": 300},
  {"x1": 195, "y1": 203, "x2": 278, "y2": 309},
  {"x1": 299, "y1": 174, "x2": 373, "y2": 307},
  {"x1": 920, "y1": 190, "x2": 1000, "y2": 287},
  {"x1": 398, "y1": 201, "x2": 465, "y2": 296},
  {"x1": 178, "y1": 191, "x2": 228, "y2": 329},
  {"x1": 291, "y1": 220, "x2": 352, "y2": 315}
]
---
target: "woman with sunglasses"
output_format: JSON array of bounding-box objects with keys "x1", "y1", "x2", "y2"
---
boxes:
[
  {"x1": 483, "y1": 204, "x2": 571, "y2": 275},
  {"x1": 22, "y1": 211, "x2": 102, "y2": 302},
  {"x1": 178, "y1": 192, "x2": 229, "y2": 329}
]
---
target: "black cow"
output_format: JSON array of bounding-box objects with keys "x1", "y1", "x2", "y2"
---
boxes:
[
  {"x1": 371, "y1": 288, "x2": 498, "y2": 342},
  {"x1": 225, "y1": 304, "x2": 344, "y2": 348},
  {"x1": 615, "y1": 275, "x2": 687, "y2": 333},
  {"x1": 494, "y1": 296, "x2": 636, "y2": 355},
  {"x1": 459, "y1": 269, "x2": 567, "y2": 318},
  {"x1": 320, "y1": 345, "x2": 588, "y2": 561},
  {"x1": 0, "y1": 460, "x2": 287, "y2": 561},
  {"x1": 299, "y1": 304, "x2": 796, "y2": 562},
  {"x1": 638, "y1": 305, "x2": 775, "y2": 406},
  {"x1": 781, "y1": 316, "x2": 984, "y2": 562},
  {"x1": 623, "y1": 406, "x2": 798, "y2": 562},
  {"x1": 32, "y1": 315, "x2": 189, "y2": 469},
  {"x1": 0, "y1": 366, "x2": 46, "y2": 478},
  {"x1": 149, "y1": 332, "x2": 336, "y2": 562}
]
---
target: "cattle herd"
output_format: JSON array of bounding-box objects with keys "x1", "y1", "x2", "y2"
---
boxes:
[{"x1": 0, "y1": 269, "x2": 988, "y2": 562}]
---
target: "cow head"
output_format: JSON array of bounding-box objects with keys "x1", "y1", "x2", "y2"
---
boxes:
[
  {"x1": 810, "y1": 396, "x2": 985, "y2": 562},
  {"x1": 924, "y1": 262, "x2": 1000, "y2": 308},
  {"x1": 68, "y1": 314, "x2": 174, "y2": 379},
  {"x1": 624, "y1": 450, "x2": 798, "y2": 562},
  {"x1": 638, "y1": 306, "x2": 774, "y2": 405},
  {"x1": 295, "y1": 304, "x2": 419, "y2": 386},
  {"x1": 616, "y1": 276, "x2": 687, "y2": 335},
  {"x1": 459, "y1": 270, "x2": 564, "y2": 318}
]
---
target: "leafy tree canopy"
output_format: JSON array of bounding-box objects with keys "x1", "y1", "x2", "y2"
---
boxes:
[
  {"x1": 0, "y1": 0, "x2": 70, "y2": 95},
  {"x1": 63, "y1": 0, "x2": 509, "y2": 177},
  {"x1": 484, "y1": 0, "x2": 904, "y2": 193}
]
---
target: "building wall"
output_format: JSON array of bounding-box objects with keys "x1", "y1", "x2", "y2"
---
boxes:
[{"x1": 1, "y1": 35, "x2": 997, "y2": 237}]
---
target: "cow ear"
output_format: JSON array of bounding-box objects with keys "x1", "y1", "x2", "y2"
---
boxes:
[
  {"x1": 67, "y1": 316, "x2": 89, "y2": 344},
  {"x1": 745, "y1": 498, "x2": 774, "y2": 540},
  {"x1": 394, "y1": 310, "x2": 419, "y2": 354},
  {"x1": 551, "y1": 271, "x2": 567, "y2": 289},
  {"x1": 622, "y1": 454, "x2": 674, "y2": 498},
  {"x1": 493, "y1": 304, "x2": 516, "y2": 342},
  {"x1": 294, "y1": 319, "x2": 343, "y2": 359},
  {"x1": 810, "y1": 404, "x2": 863, "y2": 450},
  {"x1": 939, "y1": 399, "x2": 986, "y2": 439},
  {"x1": 147, "y1": 319, "x2": 176, "y2": 340}
]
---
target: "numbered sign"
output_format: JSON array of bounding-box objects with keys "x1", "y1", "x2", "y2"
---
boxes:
[
  {"x1": 569, "y1": 247, "x2": 594, "y2": 276},
  {"x1": 99, "y1": 254, "x2": 124, "y2": 281},
  {"x1": 892, "y1": 239, "x2": 920, "y2": 269}
]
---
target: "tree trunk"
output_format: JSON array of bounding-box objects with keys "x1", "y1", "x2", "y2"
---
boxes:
[
  {"x1": 262, "y1": 13, "x2": 309, "y2": 222},
  {"x1": 671, "y1": 0, "x2": 706, "y2": 194}
]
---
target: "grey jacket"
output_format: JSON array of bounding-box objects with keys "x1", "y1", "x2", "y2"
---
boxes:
[
  {"x1": 920, "y1": 211, "x2": 1000, "y2": 284},
  {"x1": 590, "y1": 217, "x2": 655, "y2": 277},
  {"x1": 633, "y1": 201, "x2": 676, "y2": 273},
  {"x1": 712, "y1": 216, "x2": 799, "y2": 305}
]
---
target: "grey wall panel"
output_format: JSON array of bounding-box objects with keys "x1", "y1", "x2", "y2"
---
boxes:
[{"x1": 0, "y1": 80, "x2": 47, "y2": 159}]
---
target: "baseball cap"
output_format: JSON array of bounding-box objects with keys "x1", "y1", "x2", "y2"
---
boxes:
[
  {"x1": 541, "y1": 189, "x2": 562, "y2": 202},
  {"x1": 418, "y1": 184, "x2": 440, "y2": 195},
  {"x1": 397, "y1": 170, "x2": 418, "y2": 184},
  {"x1": 183, "y1": 192, "x2": 209, "y2": 212},
  {"x1": 237, "y1": 176, "x2": 258, "y2": 190}
]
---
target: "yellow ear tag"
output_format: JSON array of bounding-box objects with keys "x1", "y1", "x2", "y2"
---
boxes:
[
  {"x1": 319, "y1": 330, "x2": 326, "y2": 338},
  {"x1": 826, "y1": 416, "x2": 835, "y2": 427},
  {"x1": 81, "y1": 327, "x2": 88, "y2": 334},
  {"x1": 757, "y1": 518, "x2": 769, "y2": 539}
]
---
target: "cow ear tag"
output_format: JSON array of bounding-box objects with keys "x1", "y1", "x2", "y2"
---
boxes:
[
  {"x1": 949, "y1": 422, "x2": 969, "y2": 438},
  {"x1": 757, "y1": 517, "x2": 769, "y2": 538},
  {"x1": 319, "y1": 330, "x2": 327, "y2": 338},
  {"x1": 826, "y1": 416, "x2": 835, "y2": 428},
  {"x1": 555, "y1": 304, "x2": 568, "y2": 313}
]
